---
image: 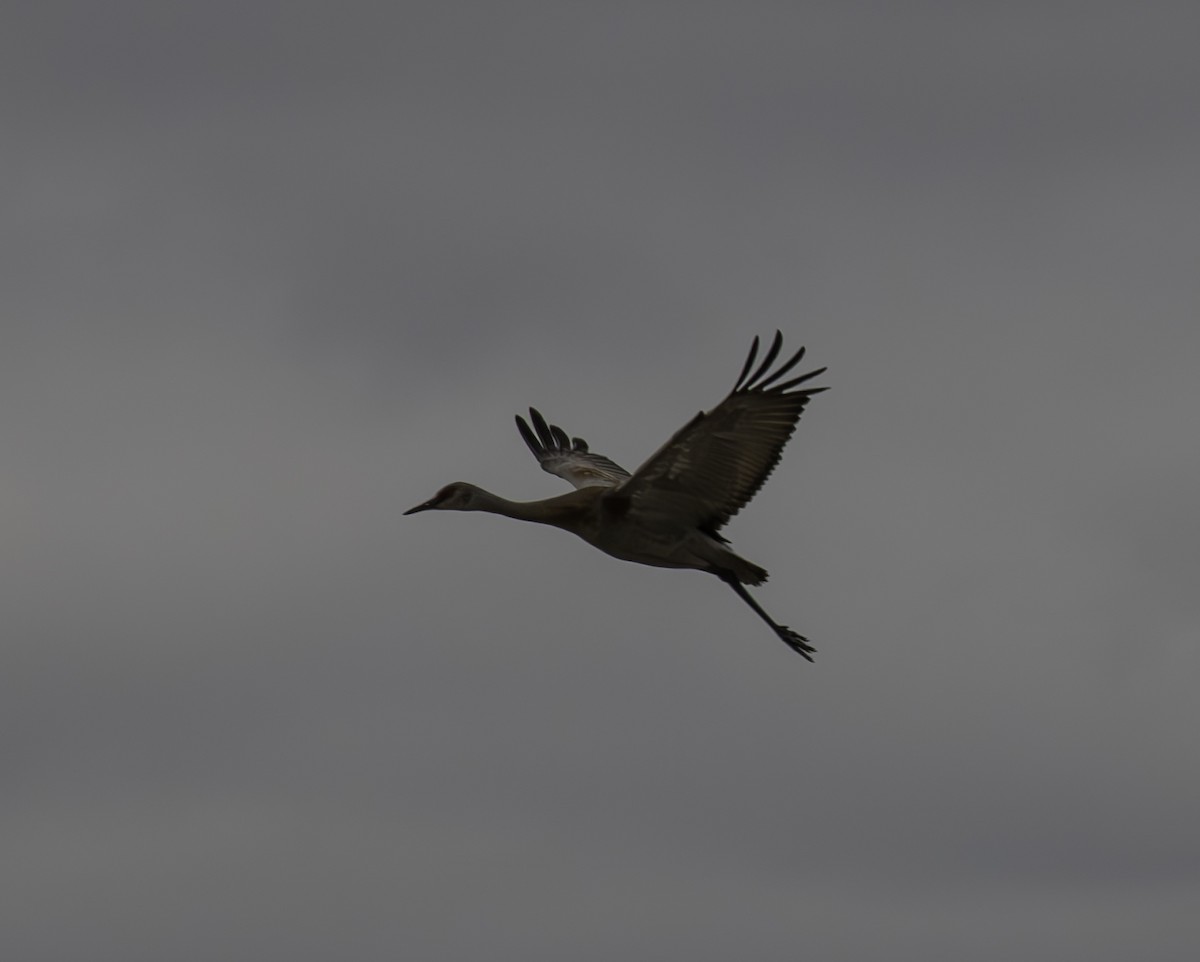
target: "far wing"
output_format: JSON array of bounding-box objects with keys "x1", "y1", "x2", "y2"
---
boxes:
[
  {"x1": 615, "y1": 332, "x2": 826, "y2": 535},
  {"x1": 515, "y1": 407, "x2": 631, "y2": 490}
]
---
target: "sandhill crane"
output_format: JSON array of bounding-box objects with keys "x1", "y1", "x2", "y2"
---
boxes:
[{"x1": 406, "y1": 332, "x2": 827, "y2": 659}]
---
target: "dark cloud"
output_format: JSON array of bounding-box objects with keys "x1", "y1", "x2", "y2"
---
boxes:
[{"x1": 4, "y1": 3, "x2": 1199, "y2": 960}]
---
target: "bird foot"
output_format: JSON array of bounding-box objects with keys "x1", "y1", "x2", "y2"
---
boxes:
[{"x1": 778, "y1": 626, "x2": 816, "y2": 662}]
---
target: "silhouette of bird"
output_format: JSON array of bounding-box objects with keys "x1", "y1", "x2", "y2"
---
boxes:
[{"x1": 406, "y1": 332, "x2": 827, "y2": 658}]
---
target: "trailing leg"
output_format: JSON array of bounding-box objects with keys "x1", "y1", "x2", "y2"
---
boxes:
[{"x1": 717, "y1": 571, "x2": 816, "y2": 661}]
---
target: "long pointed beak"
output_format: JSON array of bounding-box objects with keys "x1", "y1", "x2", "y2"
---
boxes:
[{"x1": 403, "y1": 498, "x2": 437, "y2": 516}]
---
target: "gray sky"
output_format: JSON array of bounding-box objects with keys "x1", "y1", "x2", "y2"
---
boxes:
[{"x1": 5, "y1": 3, "x2": 1200, "y2": 959}]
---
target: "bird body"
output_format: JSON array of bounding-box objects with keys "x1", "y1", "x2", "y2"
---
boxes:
[
  {"x1": 421, "y1": 482, "x2": 750, "y2": 576},
  {"x1": 406, "y1": 332, "x2": 826, "y2": 659}
]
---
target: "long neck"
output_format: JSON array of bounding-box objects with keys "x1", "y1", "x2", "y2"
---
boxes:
[{"x1": 470, "y1": 487, "x2": 589, "y2": 528}]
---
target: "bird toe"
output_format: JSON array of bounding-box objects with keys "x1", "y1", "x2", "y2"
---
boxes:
[{"x1": 779, "y1": 627, "x2": 816, "y2": 662}]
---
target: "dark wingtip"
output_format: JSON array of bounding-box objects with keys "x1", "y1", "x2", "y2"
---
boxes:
[
  {"x1": 731, "y1": 332, "x2": 828, "y2": 395},
  {"x1": 733, "y1": 335, "x2": 761, "y2": 391},
  {"x1": 744, "y1": 330, "x2": 784, "y2": 389},
  {"x1": 774, "y1": 366, "x2": 828, "y2": 393},
  {"x1": 529, "y1": 407, "x2": 556, "y2": 448},
  {"x1": 756, "y1": 344, "x2": 808, "y2": 390},
  {"x1": 549, "y1": 424, "x2": 571, "y2": 449},
  {"x1": 515, "y1": 413, "x2": 543, "y2": 456}
]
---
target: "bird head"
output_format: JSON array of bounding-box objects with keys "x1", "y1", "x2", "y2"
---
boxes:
[{"x1": 404, "y1": 482, "x2": 482, "y2": 515}]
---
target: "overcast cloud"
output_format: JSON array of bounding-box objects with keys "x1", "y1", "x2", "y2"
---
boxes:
[{"x1": 4, "y1": 3, "x2": 1200, "y2": 960}]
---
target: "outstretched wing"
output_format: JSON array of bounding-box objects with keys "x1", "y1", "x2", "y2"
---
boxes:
[
  {"x1": 515, "y1": 407, "x2": 631, "y2": 490},
  {"x1": 615, "y1": 331, "x2": 826, "y2": 535}
]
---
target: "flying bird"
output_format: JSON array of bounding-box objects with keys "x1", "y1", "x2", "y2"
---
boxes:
[{"x1": 405, "y1": 332, "x2": 827, "y2": 659}]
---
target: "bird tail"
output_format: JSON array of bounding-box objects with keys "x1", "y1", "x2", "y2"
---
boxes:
[
  {"x1": 696, "y1": 536, "x2": 769, "y2": 586},
  {"x1": 693, "y1": 534, "x2": 769, "y2": 585},
  {"x1": 721, "y1": 554, "x2": 768, "y2": 586},
  {"x1": 735, "y1": 558, "x2": 769, "y2": 586}
]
